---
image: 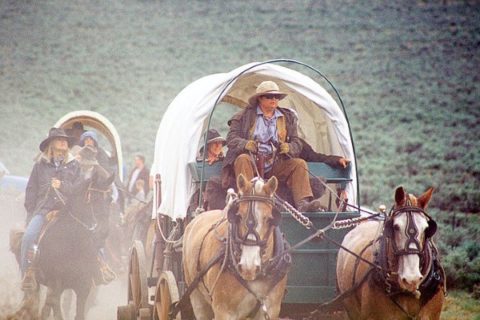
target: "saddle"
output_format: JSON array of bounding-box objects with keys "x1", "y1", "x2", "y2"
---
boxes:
[{"x1": 9, "y1": 210, "x2": 60, "y2": 263}]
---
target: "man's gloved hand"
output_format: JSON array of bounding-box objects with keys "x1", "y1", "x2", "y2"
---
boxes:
[
  {"x1": 245, "y1": 140, "x2": 257, "y2": 153},
  {"x1": 279, "y1": 142, "x2": 290, "y2": 154},
  {"x1": 338, "y1": 158, "x2": 351, "y2": 168},
  {"x1": 51, "y1": 178, "x2": 61, "y2": 189}
]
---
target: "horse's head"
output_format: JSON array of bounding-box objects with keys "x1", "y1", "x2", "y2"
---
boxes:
[
  {"x1": 68, "y1": 164, "x2": 114, "y2": 227},
  {"x1": 384, "y1": 186, "x2": 437, "y2": 293},
  {"x1": 228, "y1": 174, "x2": 279, "y2": 281}
]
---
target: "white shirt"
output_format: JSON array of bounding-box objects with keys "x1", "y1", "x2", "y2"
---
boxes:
[{"x1": 128, "y1": 168, "x2": 141, "y2": 193}]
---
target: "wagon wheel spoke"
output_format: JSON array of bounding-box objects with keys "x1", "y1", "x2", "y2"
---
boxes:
[
  {"x1": 154, "y1": 271, "x2": 180, "y2": 320},
  {"x1": 127, "y1": 240, "x2": 149, "y2": 312}
]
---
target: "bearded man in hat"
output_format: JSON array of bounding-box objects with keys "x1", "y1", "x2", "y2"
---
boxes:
[
  {"x1": 77, "y1": 145, "x2": 117, "y2": 284},
  {"x1": 222, "y1": 80, "x2": 349, "y2": 212},
  {"x1": 21, "y1": 127, "x2": 79, "y2": 290}
]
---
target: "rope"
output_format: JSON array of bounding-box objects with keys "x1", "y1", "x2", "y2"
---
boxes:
[{"x1": 155, "y1": 217, "x2": 181, "y2": 244}]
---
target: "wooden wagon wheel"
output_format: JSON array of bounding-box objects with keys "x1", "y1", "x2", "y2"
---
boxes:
[
  {"x1": 117, "y1": 302, "x2": 135, "y2": 320},
  {"x1": 153, "y1": 271, "x2": 181, "y2": 320},
  {"x1": 127, "y1": 240, "x2": 149, "y2": 312}
]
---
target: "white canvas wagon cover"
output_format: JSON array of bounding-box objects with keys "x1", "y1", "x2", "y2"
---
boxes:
[{"x1": 152, "y1": 61, "x2": 358, "y2": 220}]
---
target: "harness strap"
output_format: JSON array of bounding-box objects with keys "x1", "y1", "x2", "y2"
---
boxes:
[
  {"x1": 231, "y1": 270, "x2": 269, "y2": 320},
  {"x1": 313, "y1": 267, "x2": 375, "y2": 315},
  {"x1": 352, "y1": 240, "x2": 375, "y2": 287},
  {"x1": 171, "y1": 249, "x2": 225, "y2": 317}
]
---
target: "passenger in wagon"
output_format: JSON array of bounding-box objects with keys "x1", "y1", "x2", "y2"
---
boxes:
[
  {"x1": 192, "y1": 128, "x2": 227, "y2": 211},
  {"x1": 222, "y1": 80, "x2": 349, "y2": 212},
  {"x1": 196, "y1": 128, "x2": 226, "y2": 165}
]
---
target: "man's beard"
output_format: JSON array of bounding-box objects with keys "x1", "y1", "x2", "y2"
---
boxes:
[{"x1": 52, "y1": 148, "x2": 66, "y2": 162}]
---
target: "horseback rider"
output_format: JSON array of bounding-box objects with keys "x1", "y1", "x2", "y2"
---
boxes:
[
  {"x1": 21, "y1": 127, "x2": 79, "y2": 290},
  {"x1": 222, "y1": 80, "x2": 350, "y2": 212},
  {"x1": 76, "y1": 145, "x2": 116, "y2": 285},
  {"x1": 79, "y1": 130, "x2": 113, "y2": 172}
]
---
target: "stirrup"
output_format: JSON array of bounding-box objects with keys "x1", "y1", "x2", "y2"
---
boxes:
[
  {"x1": 95, "y1": 263, "x2": 116, "y2": 285},
  {"x1": 21, "y1": 270, "x2": 38, "y2": 292}
]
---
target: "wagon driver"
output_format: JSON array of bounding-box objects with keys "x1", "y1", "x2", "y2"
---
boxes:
[{"x1": 222, "y1": 80, "x2": 349, "y2": 212}]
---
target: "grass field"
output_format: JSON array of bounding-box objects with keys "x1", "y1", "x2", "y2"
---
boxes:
[
  {"x1": 442, "y1": 291, "x2": 480, "y2": 320},
  {"x1": 1, "y1": 0, "x2": 478, "y2": 213}
]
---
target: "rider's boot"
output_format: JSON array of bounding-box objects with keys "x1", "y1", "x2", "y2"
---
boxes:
[
  {"x1": 21, "y1": 247, "x2": 38, "y2": 291},
  {"x1": 94, "y1": 250, "x2": 116, "y2": 285},
  {"x1": 21, "y1": 267, "x2": 38, "y2": 291},
  {"x1": 296, "y1": 197, "x2": 325, "y2": 212}
]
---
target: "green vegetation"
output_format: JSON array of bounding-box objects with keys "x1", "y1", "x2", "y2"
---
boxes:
[
  {"x1": 434, "y1": 210, "x2": 480, "y2": 293},
  {"x1": 0, "y1": 0, "x2": 478, "y2": 298},
  {"x1": 442, "y1": 290, "x2": 480, "y2": 320}
]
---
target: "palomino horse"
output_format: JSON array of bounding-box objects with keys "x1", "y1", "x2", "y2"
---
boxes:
[
  {"x1": 183, "y1": 174, "x2": 290, "y2": 320},
  {"x1": 336, "y1": 186, "x2": 445, "y2": 320},
  {"x1": 14, "y1": 167, "x2": 115, "y2": 320}
]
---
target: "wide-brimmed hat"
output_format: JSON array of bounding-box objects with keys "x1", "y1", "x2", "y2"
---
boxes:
[
  {"x1": 199, "y1": 129, "x2": 226, "y2": 153},
  {"x1": 39, "y1": 127, "x2": 74, "y2": 152},
  {"x1": 248, "y1": 80, "x2": 287, "y2": 106},
  {"x1": 77, "y1": 145, "x2": 99, "y2": 166}
]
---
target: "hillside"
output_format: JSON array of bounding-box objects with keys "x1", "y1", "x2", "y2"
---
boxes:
[{"x1": 1, "y1": 0, "x2": 478, "y2": 212}]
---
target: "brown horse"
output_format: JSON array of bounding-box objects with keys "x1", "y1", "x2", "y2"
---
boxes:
[
  {"x1": 183, "y1": 174, "x2": 290, "y2": 320},
  {"x1": 336, "y1": 186, "x2": 445, "y2": 320}
]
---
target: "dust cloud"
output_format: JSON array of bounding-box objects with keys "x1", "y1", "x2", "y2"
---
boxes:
[{"x1": 0, "y1": 190, "x2": 128, "y2": 320}]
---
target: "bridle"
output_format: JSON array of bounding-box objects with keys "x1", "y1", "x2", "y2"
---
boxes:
[{"x1": 383, "y1": 199, "x2": 437, "y2": 257}]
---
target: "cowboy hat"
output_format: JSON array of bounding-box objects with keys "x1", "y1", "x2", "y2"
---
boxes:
[
  {"x1": 248, "y1": 80, "x2": 288, "y2": 106},
  {"x1": 199, "y1": 129, "x2": 226, "y2": 153},
  {"x1": 39, "y1": 127, "x2": 74, "y2": 152}
]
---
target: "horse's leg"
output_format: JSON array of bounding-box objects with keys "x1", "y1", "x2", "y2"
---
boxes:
[
  {"x1": 190, "y1": 288, "x2": 214, "y2": 320},
  {"x1": 62, "y1": 289, "x2": 74, "y2": 319},
  {"x1": 74, "y1": 283, "x2": 92, "y2": 320},
  {"x1": 41, "y1": 287, "x2": 54, "y2": 320},
  {"x1": 52, "y1": 287, "x2": 64, "y2": 320}
]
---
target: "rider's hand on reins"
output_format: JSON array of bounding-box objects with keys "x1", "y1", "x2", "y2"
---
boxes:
[
  {"x1": 339, "y1": 158, "x2": 351, "y2": 168},
  {"x1": 51, "y1": 178, "x2": 61, "y2": 189},
  {"x1": 245, "y1": 140, "x2": 258, "y2": 153},
  {"x1": 279, "y1": 142, "x2": 289, "y2": 154}
]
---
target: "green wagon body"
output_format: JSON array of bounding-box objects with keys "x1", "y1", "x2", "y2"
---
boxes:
[{"x1": 189, "y1": 160, "x2": 360, "y2": 305}]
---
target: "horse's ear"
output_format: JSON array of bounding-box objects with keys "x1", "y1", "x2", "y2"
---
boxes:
[
  {"x1": 263, "y1": 176, "x2": 278, "y2": 196},
  {"x1": 394, "y1": 186, "x2": 406, "y2": 206},
  {"x1": 417, "y1": 187, "x2": 434, "y2": 209},
  {"x1": 237, "y1": 174, "x2": 250, "y2": 194}
]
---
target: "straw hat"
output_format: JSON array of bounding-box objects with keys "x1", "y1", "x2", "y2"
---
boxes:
[{"x1": 248, "y1": 80, "x2": 287, "y2": 106}]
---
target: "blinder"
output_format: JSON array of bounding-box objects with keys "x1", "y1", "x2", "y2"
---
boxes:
[
  {"x1": 383, "y1": 218, "x2": 394, "y2": 239},
  {"x1": 227, "y1": 200, "x2": 240, "y2": 224},
  {"x1": 227, "y1": 195, "x2": 281, "y2": 247},
  {"x1": 425, "y1": 219, "x2": 437, "y2": 239}
]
